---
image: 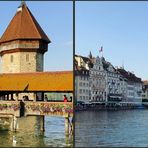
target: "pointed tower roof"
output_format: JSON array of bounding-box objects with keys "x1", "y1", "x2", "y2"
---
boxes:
[
  {"x1": 0, "y1": 2, "x2": 51, "y2": 44},
  {"x1": 88, "y1": 51, "x2": 92, "y2": 59}
]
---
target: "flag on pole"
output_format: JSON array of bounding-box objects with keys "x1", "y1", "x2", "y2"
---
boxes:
[{"x1": 99, "y1": 46, "x2": 103, "y2": 52}]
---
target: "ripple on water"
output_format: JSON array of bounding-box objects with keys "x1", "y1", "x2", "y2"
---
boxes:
[{"x1": 75, "y1": 110, "x2": 148, "y2": 147}]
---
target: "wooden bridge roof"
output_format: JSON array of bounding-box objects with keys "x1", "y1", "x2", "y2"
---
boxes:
[{"x1": 0, "y1": 71, "x2": 73, "y2": 92}]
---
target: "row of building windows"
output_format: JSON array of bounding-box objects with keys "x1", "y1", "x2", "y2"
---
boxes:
[
  {"x1": 108, "y1": 85, "x2": 120, "y2": 90},
  {"x1": 92, "y1": 91, "x2": 104, "y2": 95},
  {"x1": 79, "y1": 89, "x2": 89, "y2": 94},
  {"x1": 90, "y1": 71, "x2": 105, "y2": 77},
  {"x1": 128, "y1": 86, "x2": 134, "y2": 90},
  {"x1": 79, "y1": 96, "x2": 89, "y2": 100},
  {"x1": 79, "y1": 82, "x2": 89, "y2": 87},
  {"x1": 128, "y1": 92, "x2": 134, "y2": 96},
  {"x1": 80, "y1": 70, "x2": 89, "y2": 75},
  {"x1": 108, "y1": 79, "x2": 120, "y2": 84},
  {"x1": 93, "y1": 65, "x2": 101, "y2": 70},
  {"x1": 108, "y1": 73, "x2": 119, "y2": 78},
  {"x1": 80, "y1": 76, "x2": 89, "y2": 81},
  {"x1": 91, "y1": 97, "x2": 105, "y2": 101}
]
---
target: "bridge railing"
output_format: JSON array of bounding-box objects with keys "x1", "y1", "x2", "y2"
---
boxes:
[
  {"x1": 0, "y1": 101, "x2": 20, "y2": 117},
  {"x1": 25, "y1": 101, "x2": 73, "y2": 117},
  {"x1": 0, "y1": 101, "x2": 73, "y2": 117}
]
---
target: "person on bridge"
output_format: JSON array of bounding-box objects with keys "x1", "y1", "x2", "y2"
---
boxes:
[
  {"x1": 69, "y1": 96, "x2": 72, "y2": 102},
  {"x1": 44, "y1": 94, "x2": 48, "y2": 102},
  {"x1": 63, "y1": 95, "x2": 68, "y2": 102},
  {"x1": 20, "y1": 100, "x2": 25, "y2": 117}
]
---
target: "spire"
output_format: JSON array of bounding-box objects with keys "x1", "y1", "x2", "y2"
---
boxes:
[
  {"x1": 20, "y1": 0, "x2": 26, "y2": 7},
  {"x1": 0, "y1": 2, "x2": 50, "y2": 44},
  {"x1": 17, "y1": 0, "x2": 26, "y2": 11},
  {"x1": 88, "y1": 51, "x2": 92, "y2": 59},
  {"x1": 122, "y1": 58, "x2": 124, "y2": 69}
]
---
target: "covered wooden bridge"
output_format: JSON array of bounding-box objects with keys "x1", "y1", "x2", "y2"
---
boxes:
[{"x1": 0, "y1": 71, "x2": 73, "y2": 132}]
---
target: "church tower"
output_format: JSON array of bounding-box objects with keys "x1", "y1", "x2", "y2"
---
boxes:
[{"x1": 0, "y1": 2, "x2": 50, "y2": 73}]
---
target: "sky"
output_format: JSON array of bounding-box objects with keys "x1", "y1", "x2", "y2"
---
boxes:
[
  {"x1": 0, "y1": 1, "x2": 73, "y2": 71},
  {"x1": 76, "y1": 1, "x2": 148, "y2": 80}
]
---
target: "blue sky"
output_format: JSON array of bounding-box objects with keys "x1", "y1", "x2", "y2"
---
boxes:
[
  {"x1": 76, "y1": 1, "x2": 148, "y2": 80},
  {"x1": 0, "y1": 1, "x2": 73, "y2": 71}
]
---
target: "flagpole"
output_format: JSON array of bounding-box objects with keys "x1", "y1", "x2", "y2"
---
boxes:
[
  {"x1": 101, "y1": 46, "x2": 103, "y2": 57},
  {"x1": 99, "y1": 46, "x2": 103, "y2": 57}
]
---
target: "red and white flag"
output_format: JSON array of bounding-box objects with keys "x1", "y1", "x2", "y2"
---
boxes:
[{"x1": 99, "y1": 46, "x2": 103, "y2": 52}]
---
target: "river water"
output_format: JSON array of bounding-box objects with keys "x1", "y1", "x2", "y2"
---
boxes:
[
  {"x1": 0, "y1": 116, "x2": 73, "y2": 147},
  {"x1": 75, "y1": 109, "x2": 148, "y2": 147}
]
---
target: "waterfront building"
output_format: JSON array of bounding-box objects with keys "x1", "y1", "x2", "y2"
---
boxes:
[
  {"x1": 117, "y1": 68, "x2": 143, "y2": 104},
  {"x1": 75, "y1": 54, "x2": 92, "y2": 70},
  {"x1": 75, "y1": 53, "x2": 143, "y2": 106},
  {"x1": 75, "y1": 68, "x2": 90, "y2": 103},
  {"x1": 89, "y1": 56, "x2": 106, "y2": 102},
  {"x1": 101, "y1": 58, "x2": 122, "y2": 103},
  {"x1": 75, "y1": 56, "x2": 90, "y2": 103},
  {"x1": 142, "y1": 81, "x2": 148, "y2": 101}
]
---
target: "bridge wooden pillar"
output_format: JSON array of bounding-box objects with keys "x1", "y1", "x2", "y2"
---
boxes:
[
  {"x1": 15, "y1": 92, "x2": 18, "y2": 101},
  {"x1": 38, "y1": 115, "x2": 45, "y2": 132},
  {"x1": 41, "y1": 92, "x2": 44, "y2": 101},
  {"x1": 11, "y1": 93, "x2": 13, "y2": 100},
  {"x1": 10, "y1": 116, "x2": 18, "y2": 132},
  {"x1": 7, "y1": 94, "x2": 9, "y2": 100},
  {"x1": 65, "y1": 116, "x2": 70, "y2": 136}
]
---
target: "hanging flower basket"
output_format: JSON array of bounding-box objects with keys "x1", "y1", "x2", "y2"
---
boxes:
[
  {"x1": 0, "y1": 103, "x2": 20, "y2": 111},
  {"x1": 25, "y1": 103, "x2": 73, "y2": 114}
]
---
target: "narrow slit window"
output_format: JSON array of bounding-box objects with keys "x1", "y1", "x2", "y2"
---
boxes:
[
  {"x1": 10, "y1": 55, "x2": 13, "y2": 63},
  {"x1": 26, "y1": 54, "x2": 29, "y2": 62}
]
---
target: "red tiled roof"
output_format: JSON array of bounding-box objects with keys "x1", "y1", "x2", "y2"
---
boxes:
[
  {"x1": 117, "y1": 68, "x2": 142, "y2": 83},
  {"x1": 143, "y1": 80, "x2": 148, "y2": 84},
  {"x1": 0, "y1": 3, "x2": 51, "y2": 44}
]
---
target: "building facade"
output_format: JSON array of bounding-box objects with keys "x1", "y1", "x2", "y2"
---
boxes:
[
  {"x1": 75, "y1": 69, "x2": 90, "y2": 103},
  {"x1": 75, "y1": 55, "x2": 90, "y2": 103},
  {"x1": 102, "y1": 60, "x2": 122, "y2": 103},
  {"x1": 75, "y1": 53, "x2": 143, "y2": 106},
  {"x1": 142, "y1": 81, "x2": 148, "y2": 101},
  {"x1": 89, "y1": 56, "x2": 106, "y2": 102},
  {"x1": 117, "y1": 68, "x2": 143, "y2": 104}
]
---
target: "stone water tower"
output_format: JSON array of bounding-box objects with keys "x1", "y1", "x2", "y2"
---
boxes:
[
  {"x1": 0, "y1": 2, "x2": 50, "y2": 73},
  {"x1": 0, "y1": 2, "x2": 51, "y2": 101}
]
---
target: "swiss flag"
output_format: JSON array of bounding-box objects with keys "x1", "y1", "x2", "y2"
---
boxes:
[{"x1": 99, "y1": 46, "x2": 103, "y2": 52}]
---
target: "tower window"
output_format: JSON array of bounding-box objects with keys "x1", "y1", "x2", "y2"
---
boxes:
[
  {"x1": 10, "y1": 55, "x2": 13, "y2": 63},
  {"x1": 26, "y1": 54, "x2": 29, "y2": 62}
]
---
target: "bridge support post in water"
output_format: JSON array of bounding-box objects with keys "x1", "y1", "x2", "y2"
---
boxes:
[
  {"x1": 40, "y1": 116, "x2": 45, "y2": 132},
  {"x1": 65, "y1": 116, "x2": 70, "y2": 136},
  {"x1": 10, "y1": 116, "x2": 18, "y2": 132}
]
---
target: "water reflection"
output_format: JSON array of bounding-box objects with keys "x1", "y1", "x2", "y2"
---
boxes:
[
  {"x1": 12, "y1": 135, "x2": 17, "y2": 147},
  {"x1": 0, "y1": 116, "x2": 73, "y2": 147}
]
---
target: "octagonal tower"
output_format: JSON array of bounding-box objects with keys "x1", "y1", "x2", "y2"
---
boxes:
[{"x1": 0, "y1": 2, "x2": 51, "y2": 73}]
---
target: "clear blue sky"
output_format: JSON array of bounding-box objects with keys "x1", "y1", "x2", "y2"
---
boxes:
[
  {"x1": 76, "y1": 1, "x2": 148, "y2": 80},
  {"x1": 0, "y1": 1, "x2": 73, "y2": 71}
]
